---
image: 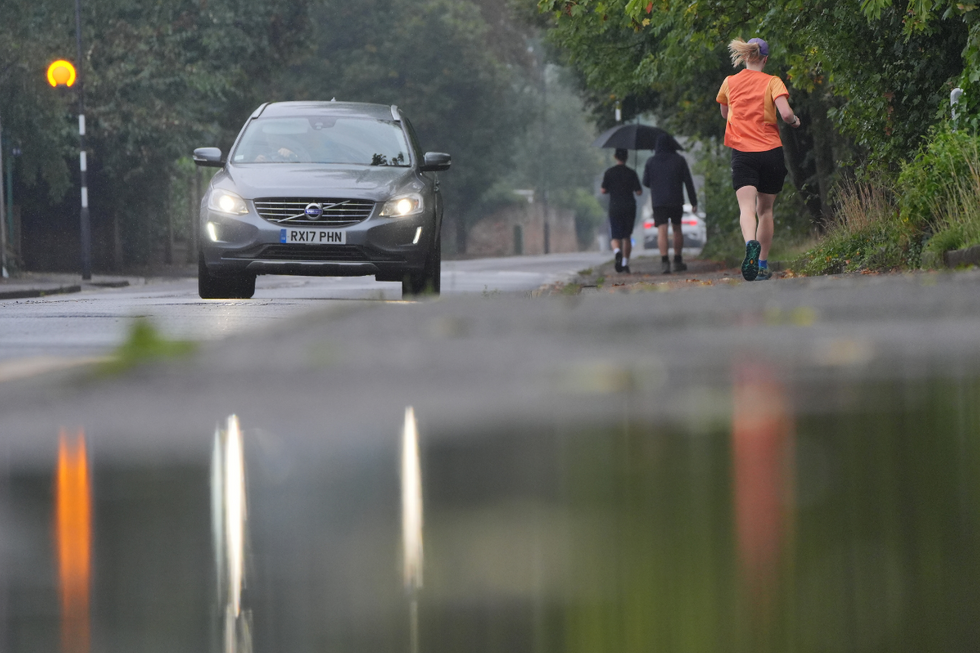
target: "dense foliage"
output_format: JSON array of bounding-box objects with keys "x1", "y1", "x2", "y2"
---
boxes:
[{"x1": 1, "y1": 0, "x2": 606, "y2": 268}]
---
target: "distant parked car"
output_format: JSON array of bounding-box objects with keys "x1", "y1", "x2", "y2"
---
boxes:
[
  {"x1": 193, "y1": 101, "x2": 450, "y2": 299},
  {"x1": 642, "y1": 203, "x2": 707, "y2": 251}
]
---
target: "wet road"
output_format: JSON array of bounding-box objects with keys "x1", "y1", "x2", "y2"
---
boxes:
[{"x1": 0, "y1": 252, "x2": 608, "y2": 364}]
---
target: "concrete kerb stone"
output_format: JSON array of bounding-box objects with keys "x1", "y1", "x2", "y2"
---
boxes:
[
  {"x1": 0, "y1": 274, "x2": 142, "y2": 301},
  {"x1": 945, "y1": 245, "x2": 980, "y2": 269},
  {"x1": 0, "y1": 285, "x2": 83, "y2": 300}
]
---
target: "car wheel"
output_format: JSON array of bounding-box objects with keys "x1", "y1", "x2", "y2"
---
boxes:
[
  {"x1": 401, "y1": 231, "x2": 441, "y2": 298},
  {"x1": 198, "y1": 252, "x2": 256, "y2": 299}
]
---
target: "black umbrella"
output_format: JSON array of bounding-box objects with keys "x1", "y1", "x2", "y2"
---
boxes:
[{"x1": 591, "y1": 123, "x2": 682, "y2": 151}]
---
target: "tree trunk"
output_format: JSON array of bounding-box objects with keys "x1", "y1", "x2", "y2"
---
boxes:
[
  {"x1": 781, "y1": 116, "x2": 825, "y2": 231},
  {"x1": 113, "y1": 213, "x2": 123, "y2": 271},
  {"x1": 808, "y1": 93, "x2": 835, "y2": 230}
]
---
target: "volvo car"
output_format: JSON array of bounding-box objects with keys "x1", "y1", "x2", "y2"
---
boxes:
[{"x1": 193, "y1": 101, "x2": 450, "y2": 299}]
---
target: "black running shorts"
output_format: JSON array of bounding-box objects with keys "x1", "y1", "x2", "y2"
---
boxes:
[
  {"x1": 731, "y1": 147, "x2": 787, "y2": 195},
  {"x1": 609, "y1": 210, "x2": 636, "y2": 240},
  {"x1": 652, "y1": 205, "x2": 683, "y2": 227}
]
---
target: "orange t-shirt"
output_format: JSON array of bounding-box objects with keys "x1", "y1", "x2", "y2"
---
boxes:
[{"x1": 716, "y1": 70, "x2": 789, "y2": 152}]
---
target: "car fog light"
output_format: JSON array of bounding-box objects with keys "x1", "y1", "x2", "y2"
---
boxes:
[
  {"x1": 207, "y1": 222, "x2": 220, "y2": 242},
  {"x1": 413, "y1": 227, "x2": 422, "y2": 244}
]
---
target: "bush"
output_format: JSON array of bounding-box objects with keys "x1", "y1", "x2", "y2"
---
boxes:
[
  {"x1": 910, "y1": 129, "x2": 980, "y2": 263},
  {"x1": 897, "y1": 127, "x2": 980, "y2": 229},
  {"x1": 791, "y1": 179, "x2": 923, "y2": 275},
  {"x1": 792, "y1": 126, "x2": 980, "y2": 275}
]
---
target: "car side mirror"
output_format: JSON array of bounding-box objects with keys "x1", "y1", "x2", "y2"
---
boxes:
[
  {"x1": 420, "y1": 152, "x2": 451, "y2": 172},
  {"x1": 193, "y1": 147, "x2": 224, "y2": 168}
]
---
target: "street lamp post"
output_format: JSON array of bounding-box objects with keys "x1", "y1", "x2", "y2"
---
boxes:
[
  {"x1": 0, "y1": 114, "x2": 9, "y2": 278},
  {"x1": 74, "y1": 0, "x2": 91, "y2": 280}
]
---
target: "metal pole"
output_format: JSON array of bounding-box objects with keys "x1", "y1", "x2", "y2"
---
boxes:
[
  {"x1": 541, "y1": 62, "x2": 549, "y2": 255},
  {"x1": 75, "y1": 0, "x2": 91, "y2": 280},
  {"x1": 0, "y1": 115, "x2": 9, "y2": 278},
  {"x1": 6, "y1": 144, "x2": 13, "y2": 257}
]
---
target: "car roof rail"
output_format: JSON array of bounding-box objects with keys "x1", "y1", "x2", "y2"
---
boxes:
[
  {"x1": 251, "y1": 102, "x2": 270, "y2": 119},
  {"x1": 391, "y1": 105, "x2": 400, "y2": 121}
]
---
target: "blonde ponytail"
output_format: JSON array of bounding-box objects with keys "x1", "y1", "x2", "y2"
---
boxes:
[{"x1": 729, "y1": 38, "x2": 764, "y2": 68}]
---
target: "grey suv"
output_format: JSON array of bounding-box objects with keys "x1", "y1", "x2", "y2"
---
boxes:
[{"x1": 193, "y1": 101, "x2": 450, "y2": 299}]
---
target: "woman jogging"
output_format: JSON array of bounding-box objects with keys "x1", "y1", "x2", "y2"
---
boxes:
[{"x1": 716, "y1": 37, "x2": 801, "y2": 281}]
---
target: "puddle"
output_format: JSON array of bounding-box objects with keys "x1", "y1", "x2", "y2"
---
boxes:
[{"x1": 0, "y1": 374, "x2": 978, "y2": 652}]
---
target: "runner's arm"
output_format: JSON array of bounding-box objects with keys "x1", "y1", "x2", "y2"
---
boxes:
[{"x1": 775, "y1": 96, "x2": 801, "y2": 128}]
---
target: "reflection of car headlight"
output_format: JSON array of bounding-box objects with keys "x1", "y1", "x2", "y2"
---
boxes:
[
  {"x1": 379, "y1": 193, "x2": 423, "y2": 217},
  {"x1": 208, "y1": 189, "x2": 249, "y2": 215}
]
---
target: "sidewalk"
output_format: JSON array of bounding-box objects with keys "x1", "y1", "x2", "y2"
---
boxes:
[
  {"x1": 537, "y1": 254, "x2": 761, "y2": 295},
  {"x1": 0, "y1": 264, "x2": 195, "y2": 300}
]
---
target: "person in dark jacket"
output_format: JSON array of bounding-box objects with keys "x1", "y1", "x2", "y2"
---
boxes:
[
  {"x1": 601, "y1": 148, "x2": 642, "y2": 274},
  {"x1": 642, "y1": 134, "x2": 698, "y2": 274}
]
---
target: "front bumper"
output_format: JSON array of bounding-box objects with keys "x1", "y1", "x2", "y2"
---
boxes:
[{"x1": 200, "y1": 204, "x2": 433, "y2": 280}]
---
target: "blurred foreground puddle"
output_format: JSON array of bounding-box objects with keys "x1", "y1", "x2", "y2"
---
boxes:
[{"x1": 1, "y1": 374, "x2": 978, "y2": 652}]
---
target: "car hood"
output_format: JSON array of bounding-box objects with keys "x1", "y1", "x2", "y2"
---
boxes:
[{"x1": 214, "y1": 165, "x2": 420, "y2": 201}]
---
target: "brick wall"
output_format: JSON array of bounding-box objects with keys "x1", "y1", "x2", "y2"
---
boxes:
[{"x1": 467, "y1": 203, "x2": 579, "y2": 257}]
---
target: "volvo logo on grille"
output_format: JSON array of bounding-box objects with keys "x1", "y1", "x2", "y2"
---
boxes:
[{"x1": 304, "y1": 203, "x2": 323, "y2": 219}]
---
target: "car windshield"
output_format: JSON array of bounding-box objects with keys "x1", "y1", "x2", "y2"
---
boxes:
[{"x1": 231, "y1": 116, "x2": 411, "y2": 166}]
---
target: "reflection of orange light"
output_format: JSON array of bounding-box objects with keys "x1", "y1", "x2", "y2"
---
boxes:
[
  {"x1": 56, "y1": 430, "x2": 91, "y2": 653},
  {"x1": 47, "y1": 60, "x2": 77, "y2": 88},
  {"x1": 731, "y1": 363, "x2": 794, "y2": 606}
]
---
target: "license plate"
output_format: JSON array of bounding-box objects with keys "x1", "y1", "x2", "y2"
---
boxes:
[{"x1": 280, "y1": 228, "x2": 346, "y2": 245}]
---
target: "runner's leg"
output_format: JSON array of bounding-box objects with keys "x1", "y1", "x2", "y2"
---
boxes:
[
  {"x1": 736, "y1": 185, "x2": 759, "y2": 243},
  {"x1": 755, "y1": 193, "x2": 776, "y2": 260},
  {"x1": 658, "y1": 224, "x2": 668, "y2": 257}
]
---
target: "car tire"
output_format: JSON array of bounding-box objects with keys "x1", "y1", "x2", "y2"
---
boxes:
[
  {"x1": 198, "y1": 252, "x2": 256, "y2": 299},
  {"x1": 401, "y1": 231, "x2": 441, "y2": 298}
]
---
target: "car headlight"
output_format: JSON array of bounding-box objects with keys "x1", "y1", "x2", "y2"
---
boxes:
[
  {"x1": 379, "y1": 193, "x2": 423, "y2": 218},
  {"x1": 208, "y1": 189, "x2": 249, "y2": 215}
]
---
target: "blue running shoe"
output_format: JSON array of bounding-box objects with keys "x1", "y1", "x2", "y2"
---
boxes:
[
  {"x1": 756, "y1": 267, "x2": 772, "y2": 280},
  {"x1": 741, "y1": 240, "x2": 761, "y2": 281}
]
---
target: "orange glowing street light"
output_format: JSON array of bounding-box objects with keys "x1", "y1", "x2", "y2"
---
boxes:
[{"x1": 47, "y1": 60, "x2": 77, "y2": 88}]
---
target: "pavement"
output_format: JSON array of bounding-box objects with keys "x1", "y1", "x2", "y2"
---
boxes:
[
  {"x1": 0, "y1": 266, "x2": 196, "y2": 299},
  {"x1": 0, "y1": 272, "x2": 141, "y2": 300},
  {"x1": 535, "y1": 252, "x2": 776, "y2": 295}
]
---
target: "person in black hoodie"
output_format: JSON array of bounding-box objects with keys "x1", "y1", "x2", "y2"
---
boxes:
[{"x1": 642, "y1": 134, "x2": 698, "y2": 274}]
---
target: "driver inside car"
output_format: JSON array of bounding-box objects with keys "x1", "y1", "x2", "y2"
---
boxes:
[{"x1": 252, "y1": 131, "x2": 303, "y2": 162}]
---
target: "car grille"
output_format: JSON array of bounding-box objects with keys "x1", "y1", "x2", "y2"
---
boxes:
[
  {"x1": 253, "y1": 198, "x2": 375, "y2": 227},
  {"x1": 225, "y1": 245, "x2": 403, "y2": 263}
]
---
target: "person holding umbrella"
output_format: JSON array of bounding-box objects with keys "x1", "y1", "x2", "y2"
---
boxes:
[
  {"x1": 642, "y1": 133, "x2": 698, "y2": 274},
  {"x1": 717, "y1": 37, "x2": 801, "y2": 281},
  {"x1": 600, "y1": 148, "x2": 642, "y2": 274}
]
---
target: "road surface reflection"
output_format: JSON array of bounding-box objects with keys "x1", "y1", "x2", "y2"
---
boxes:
[{"x1": 0, "y1": 372, "x2": 977, "y2": 652}]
